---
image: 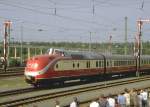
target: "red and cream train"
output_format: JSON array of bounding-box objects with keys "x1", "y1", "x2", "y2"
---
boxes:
[{"x1": 24, "y1": 48, "x2": 150, "y2": 86}]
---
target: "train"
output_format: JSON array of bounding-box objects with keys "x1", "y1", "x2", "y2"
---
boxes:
[{"x1": 24, "y1": 48, "x2": 150, "y2": 87}]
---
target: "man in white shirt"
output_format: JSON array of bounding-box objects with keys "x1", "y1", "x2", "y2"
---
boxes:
[
  {"x1": 140, "y1": 89, "x2": 148, "y2": 107},
  {"x1": 107, "y1": 94, "x2": 115, "y2": 107},
  {"x1": 70, "y1": 97, "x2": 79, "y2": 107},
  {"x1": 124, "y1": 88, "x2": 130, "y2": 107},
  {"x1": 89, "y1": 100, "x2": 100, "y2": 107}
]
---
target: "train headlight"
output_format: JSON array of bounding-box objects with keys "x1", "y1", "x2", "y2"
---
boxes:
[{"x1": 32, "y1": 63, "x2": 39, "y2": 69}]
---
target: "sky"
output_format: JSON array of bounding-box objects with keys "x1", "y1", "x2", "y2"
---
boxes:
[{"x1": 0, "y1": 0, "x2": 150, "y2": 43}]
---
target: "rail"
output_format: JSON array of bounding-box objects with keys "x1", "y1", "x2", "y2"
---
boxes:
[
  {"x1": 0, "y1": 67, "x2": 24, "y2": 78},
  {"x1": 0, "y1": 76, "x2": 150, "y2": 107}
]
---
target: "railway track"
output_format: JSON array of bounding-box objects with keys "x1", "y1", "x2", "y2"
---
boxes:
[
  {"x1": 0, "y1": 87, "x2": 40, "y2": 97},
  {"x1": 0, "y1": 76, "x2": 150, "y2": 107},
  {"x1": 0, "y1": 67, "x2": 24, "y2": 77}
]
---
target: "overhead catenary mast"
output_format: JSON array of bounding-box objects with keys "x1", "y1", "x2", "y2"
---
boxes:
[
  {"x1": 136, "y1": 19, "x2": 150, "y2": 76},
  {"x1": 3, "y1": 20, "x2": 11, "y2": 72},
  {"x1": 124, "y1": 16, "x2": 128, "y2": 55}
]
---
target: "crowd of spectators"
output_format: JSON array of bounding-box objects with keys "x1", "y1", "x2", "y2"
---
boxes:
[
  {"x1": 61, "y1": 88, "x2": 149, "y2": 107},
  {"x1": 17, "y1": 88, "x2": 150, "y2": 107},
  {"x1": 88, "y1": 88, "x2": 149, "y2": 107}
]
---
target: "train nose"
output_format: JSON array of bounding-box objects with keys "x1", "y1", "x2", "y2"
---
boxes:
[
  {"x1": 26, "y1": 56, "x2": 49, "y2": 71},
  {"x1": 25, "y1": 75, "x2": 35, "y2": 84},
  {"x1": 26, "y1": 63, "x2": 39, "y2": 70}
]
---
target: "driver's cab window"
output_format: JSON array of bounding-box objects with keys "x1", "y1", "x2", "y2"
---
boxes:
[{"x1": 46, "y1": 48, "x2": 65, "y2": 56}]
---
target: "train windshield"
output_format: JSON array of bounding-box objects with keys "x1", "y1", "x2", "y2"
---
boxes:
[{"x1": 46, "y1": 48, "x2": 65, "y2": 56}]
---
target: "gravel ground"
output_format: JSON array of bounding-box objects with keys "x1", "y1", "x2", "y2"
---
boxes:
[
  {"x1": 1, "y1": 76, "x2": 150, "y2": 107},
  {"x1": 0, "y1": 76, "x2": 30, "y2": 91},
  {"x1": 19, "y1": 77, "x2": 150, "y2": 107}
]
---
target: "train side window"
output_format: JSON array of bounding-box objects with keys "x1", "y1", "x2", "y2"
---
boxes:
[
  {"x1": 77, "y1": 63, "x2": 79, "y2": 68},
  {"x1": 123, "y1": 60, "x2": 125, "y2": 65},
  {"x1": 99, "y1": 61, "x2": 101, "y2": 67},
  {"x1": 127, "y1": 61, "x2": 129, "y2": 65},
  {"x1": 96, "y1": 61, "x2": 98, "y2": 67},
  {"x1": 86, "y1": 61, "x2": 89, "y2": 68},
  {"x1": 73, "y1": 63, "x2": 75, "y2": 68},
  {"x1": 119, "y1": 61, "x2": 121, "y2": 66},
  {"x1": 118, "y1": 61, "x2": 120, "y2": 66},
  {"x1": 111, "y1": 60, "x2": 114, "y2": 67},
  {"x1": 56, "y1": 64, "x2": 59, "y2": 68},
  {"x1": 89, "y1": 61, "x2": 90, "y2": 68},
  {"x1": 124, "y1": 60, "x2": 126, "y2": 65},
  {"x1": 117, "y1": 61, "x2": 119, "y2": 66},
  {"x1": 114, "y1": 60, "x2": 117, "y2": 66},
  {"x1": 101, "y1": 61, "x2": 104, "y2": 67},
  {"x1": 132, "y1": 61, "x2": 134, "y2": 65},
  {"x1": 107, "y1": 61, "x2": 109, "y2": 67},
  {"x1": 131, "y1": 61, "x2": 133, "y2": 65}
]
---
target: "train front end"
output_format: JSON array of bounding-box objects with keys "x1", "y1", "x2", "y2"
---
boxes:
[{"x1": 24, "y1": 55, "x2": 54, "y2": 86}]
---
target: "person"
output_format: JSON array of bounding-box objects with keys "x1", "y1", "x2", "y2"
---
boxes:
[
  {"x1": 136, "y1": 90, "x2": 142, "y2": 107},
  {"x1": 123, "y1": 88, "x2": 130, "y2": 107},
  {"x1": 107, "y1": 93, "x2": 115, "y2": 107},
  {"x1": 117, "y1": 92, "x2": 126, "y2": 107},
  {"x1": 130, "y1": 88, "x2": 137, "y2": 107},
  {"x1": 70, "y1": 97, "x2": 79, "y2": 107},
  {"x1": 89, "y1": 99, "x2": 100, "y2": 107},
  {"x1": 140, "y1": 89, "x2": 148, "y2": 107},
  {"x1": 115, "y1": 97, "x2": 120, "y2": 107},
  {"x1": 55, "y1": 100, "x2": 60, "y2": 107},
  {"x1": 98, "y1": 94, "x2": 108, "y2": 107}
]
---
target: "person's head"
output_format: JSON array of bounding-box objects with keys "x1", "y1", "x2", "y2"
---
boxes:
[
  {"x1": 137, "y1": 90, "x2": 141, "y2": 95},
  {"x1": 124, "y1": 88, "x2": 129, "y2": 93},
  {"x1": 108, "y1": 93, "x2": 112, "y2": 98},
  {"x1": 100, "y1": 94, "x2": 104, "y2": 98},
  {"x1": 140, "y1": 89, "x2": 143, "y2": 93},
  {"x1": 121, "y1": 92, "x2": 124, "y2": 95},
  {"x1": 73, "y1": 97, "x2": 78, "y2": 102}
]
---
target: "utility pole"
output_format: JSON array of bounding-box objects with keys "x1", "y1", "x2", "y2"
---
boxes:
[
  {"x1": 3, "y1": 20, "x2": 11, "y2": 72},
  {"x1": 20, "y1": 22, "x2": 23, "y2": 65},
  {"x1": 136, "y1": 19, "x2": 150, "y2": 76},
  {"x1": 108, "y1": 35, "x2": 112, "y2": 54},
  {"x1": 54, "y1": 3, "x2": 57, "y2": 15},
  {"x1": 92, "y1": 0, "x2": 95, "y2": 16},
  {"x1": 89, "y1": 32, "x2": 92, "y2": 53},
  {"x1": 124, "y1": 16, "x2": 128, "y2": 55}
]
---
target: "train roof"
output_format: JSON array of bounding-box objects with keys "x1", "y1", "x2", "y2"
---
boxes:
[
  {"x1": 140, "y1": 55, "x2": 150, "y2": 59},
  {"x1": 105, "y1": 54, "x2": 136, "y2": 60},
  {"x1": 46, "y1": 48, "x2": 137, "y2": 60}
]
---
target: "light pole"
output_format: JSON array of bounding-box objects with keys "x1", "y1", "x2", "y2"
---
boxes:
[{"x1": 20, "y1": 22, "x2": 24, "y2": 65}]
